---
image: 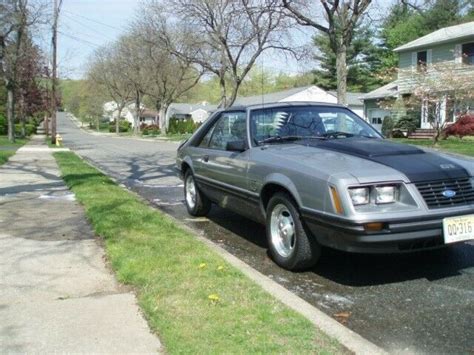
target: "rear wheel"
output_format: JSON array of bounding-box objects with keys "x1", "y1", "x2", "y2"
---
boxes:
[
  {"x1": 184, "y1": 170, "x2": 211, "y2": 216},
  {"x1": 266, "y1": 192, "x2": 320, "y2": 271}
]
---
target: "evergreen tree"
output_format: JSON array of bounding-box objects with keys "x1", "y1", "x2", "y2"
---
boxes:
[{"x1": 312, "y1": 24, "x2": 382, "y2": 93}]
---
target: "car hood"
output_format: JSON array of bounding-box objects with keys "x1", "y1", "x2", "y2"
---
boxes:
[{"x1": 263, "y1": 138, "x2": 470, "y2": 183}]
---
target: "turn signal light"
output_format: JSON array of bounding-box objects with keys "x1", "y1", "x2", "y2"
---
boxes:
[
  {"x1": 330, "y1": 186, "x2": 344, "y2": 214},
  {"x1": 364, "y1": 222, "x2": 384, "y2": 232}
]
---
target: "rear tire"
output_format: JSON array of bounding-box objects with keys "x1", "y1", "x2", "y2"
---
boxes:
[
  {"x1": 184, "y1": 170, "x2": 211, "y2": 216},
  {"x1": 266, "y1": 192, "x2": 320, "y2": 271}
]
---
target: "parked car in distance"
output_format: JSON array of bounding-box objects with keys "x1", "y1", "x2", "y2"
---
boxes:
[{"x1": 176, "y1": 102, "x2": 474, "y2": 271}]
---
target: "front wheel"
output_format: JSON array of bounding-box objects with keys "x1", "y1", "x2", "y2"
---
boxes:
[
  {"x1": 266, "y1": 192, "x2": 320, "y2": 271},
  {"x1": 184, "y1": 170, "x2": 211, "y2": 216}
]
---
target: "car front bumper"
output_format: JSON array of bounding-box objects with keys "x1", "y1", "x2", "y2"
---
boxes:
[{"x1": 301, "y1": 208, "x2": 474, "y2": 253}]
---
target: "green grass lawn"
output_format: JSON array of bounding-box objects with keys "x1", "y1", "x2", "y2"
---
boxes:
[
  {"x1": 54, "y1": 151, "x2": 344, "y2": 354},
  {"x1": 392, "y1": 137, "x2": 474, "y2": 157},
  {"x1": 0, "y1": 136, "x2": 27, "y2": 165}
]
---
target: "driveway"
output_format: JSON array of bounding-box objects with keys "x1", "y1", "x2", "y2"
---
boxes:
[{"x1": 59, "y1": 113, "x2": 474, "y2": 354}]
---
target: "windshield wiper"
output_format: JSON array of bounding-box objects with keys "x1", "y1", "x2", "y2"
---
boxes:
[
  {"x1": 258, "y1": 135, "x2": 326, "y2": 145},
  {"x1": 321, "y1": 131, "x2": 354, "y2": 139}
]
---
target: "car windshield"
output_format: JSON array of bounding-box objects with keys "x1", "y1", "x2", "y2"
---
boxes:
[{"x1": 250, "y1": 106, "x2": 382, "y2": 146}]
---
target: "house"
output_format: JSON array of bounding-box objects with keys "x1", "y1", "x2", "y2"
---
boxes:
[
  {"x1": 103, "y1": 102, "x2": 158, "y2": 127},
  {"x1": 232, "y1": 85, "x2": 365, "y2": 118},
  {"x1": 166, "y1": 103, "x2": 217, "y2": 124},
  {"x1": 362, "y1": 21, "x2": 474, "y2": 132}
]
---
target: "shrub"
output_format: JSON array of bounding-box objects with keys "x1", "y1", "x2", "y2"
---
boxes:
[
  {"x1": 395, "y1": 111, "x2": 420, "y2": 134},
  {"x1": 14, "y1": 123, "x2": 36, "y2": 136},
  {"x1": 0, "y1": 114, "x2": 6, "y2": 135},
  {"x1": 109, "y1": 120, "x2": 131, "y2": 133},
  {"x1": 381, "y1": 116, "x2": 395, "y2": 138},
  {"x1": 142, "y1": 124, "x2": 161, "y2": 136},
  {"x1": 168, "y1": 117, "x2": 199, "y2": 135},
  {"x1": 444, "y1": 114, "x2": 474, "y2": 138}
]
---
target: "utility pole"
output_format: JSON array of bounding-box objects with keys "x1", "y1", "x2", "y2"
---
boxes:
[{"x1": 51, "y1": 0, "x2": 61, "y2": 144}]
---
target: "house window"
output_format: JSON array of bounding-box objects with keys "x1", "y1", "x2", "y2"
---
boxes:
[
  {"x1": 462, "y1": 42, "x2": 474, "y2": 65},
  {"x1": 417, "y1": 50, "x2": 427, "y2": 70},
  {"x1": 371, "y1": 117, "x2": 382, "y2": 125}
]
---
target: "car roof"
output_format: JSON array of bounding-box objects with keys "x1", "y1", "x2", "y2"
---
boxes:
[{"x1": 222, "y1": 101, "x2": 348, "y2": 112}]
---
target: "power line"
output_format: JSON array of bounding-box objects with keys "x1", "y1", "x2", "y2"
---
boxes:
[
  {"x1": 58, "y1": 30, "x2": 101, "y2": 48},
  {"x1": 62, "y1": 12, "x2": 117, "y2": 42},
  {"x1": 62, "y1": 9, "x2": 122, "y2": 31}
]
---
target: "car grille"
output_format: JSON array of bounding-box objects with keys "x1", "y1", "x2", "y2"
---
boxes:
[{"x1": 415, "y1": 178, "x2": 474, "y2": 209}]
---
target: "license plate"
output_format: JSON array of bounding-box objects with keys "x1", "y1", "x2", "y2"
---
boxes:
[{"x1": 443, "y1": 214, "x2": 474, "y2": 244}]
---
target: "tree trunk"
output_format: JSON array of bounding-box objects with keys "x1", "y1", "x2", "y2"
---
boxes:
[
  {"x1": 159, "y1": 105, "x2": 168, "y2": 135},
  {"x1": 335, "y1": 44, "x2": 348, "y2": 105},
  {"x1": 134, "y1": 91, "x2": 140, "y2": 135},
  {"x1": 7, "y1": 85, "x2": 15, "y2": 142},
  {"x1": 218, "y1": 74, "x2": 227, "y2": 109},
  {"x1": 226, "y1": 82, "x2": 241, "y2": 109},
  {"x1": 116, "y1": 107, "x2": 122, "y2": 135}
]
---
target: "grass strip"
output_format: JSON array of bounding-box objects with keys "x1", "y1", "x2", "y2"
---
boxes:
[
  {"x1": 0, "y1": 137, "x2": 27, "y2": 165},
  {"x1": 54, "y1": 151, "x2": 344, "y2": 354},
  {"x1": 392, "y1": 137, "x2": 474, "y2": 157}
]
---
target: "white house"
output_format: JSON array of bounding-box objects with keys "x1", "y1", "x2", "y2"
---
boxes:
[
  {"x1": 103, "y1": 102, "x2": 158, "y2": 128},
  {"x1": 233, "y1": 85, "x2": 365, "y2": 118},
  {"x1": 166, "y1": 103, "x2": 217, "y2": 124}
]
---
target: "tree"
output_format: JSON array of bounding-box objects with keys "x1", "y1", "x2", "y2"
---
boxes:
[
  {"x1": 154, "y1": 0, "x2": 294, "y2": 108},
  {"x1": 88, "y1": 44, "x2": 133, "y2": 134},
  {"x1": 15, "y1": 35, "x2": 48, "y2": 137},
  {"x1": 0, "y1": 0, "x2": 45, "y2": 142},
  {"x1": 283, "y1": 0, "x2": 372, "y2": 104},
  {"x1": 115, "y1": 35, "x2": 150, "y2": 135},
  {"x1": 133, "y1": 17, "x2": 203, "y2": 133},
  {"x1": 312, "y1": 23, "x2": 381, "y2": 92}
]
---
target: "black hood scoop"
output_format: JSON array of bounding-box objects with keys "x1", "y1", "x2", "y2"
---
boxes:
[{"x1": 302, "y1": 138, "x2": 470, "y2": 183}]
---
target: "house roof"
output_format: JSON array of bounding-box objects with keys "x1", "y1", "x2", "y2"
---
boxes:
[
  {"x1": 360, "y1": 81, "x2": 399, "y2": 100},
  {"x1": 140, "y1": 109, "x2": 159, "y2": 118},
  {"x1": 168, "y1": 103, "x2": 217, "y2": 115},
  {"x1": 394, "y1": 21, "x2": 474, "y2": 52},
  {"x1": 232, "y1": 85, "x2": 364, "y2": 107},
  {"x1": 328, "y1": 91, "x2": 364, "y2": 106},
  {"x1": 232, "y1": 86, "x2": 313, "y2": 106}
]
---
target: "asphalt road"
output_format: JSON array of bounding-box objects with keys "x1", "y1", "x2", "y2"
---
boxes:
[{"x1": 58, "y1": 113, "x2": 474, "y2": 354}]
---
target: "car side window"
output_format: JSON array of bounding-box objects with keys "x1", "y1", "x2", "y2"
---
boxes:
[
  {"x1": 198, "y1": 125, "x2": 215, "y2": 148},
  {"x1": 206, "y1": 111, "x2": 246, "y2": 150}
]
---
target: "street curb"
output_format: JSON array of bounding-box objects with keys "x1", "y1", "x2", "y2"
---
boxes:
[{"x1": 62, "y1": 152, "x2": 386, "y2": 355}]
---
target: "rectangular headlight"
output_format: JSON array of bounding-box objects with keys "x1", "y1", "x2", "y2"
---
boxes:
[
  {"x1": 349, "y1": 187, "x2": 370, "y2": 205},
  {"x1": 375, "y1": 186, "x2": 397, "y2": 204}
]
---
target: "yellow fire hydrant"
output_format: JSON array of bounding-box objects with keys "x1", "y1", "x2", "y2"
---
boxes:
[{"x1": 55, "y1": 133, "x2": 63, "y2": 147}]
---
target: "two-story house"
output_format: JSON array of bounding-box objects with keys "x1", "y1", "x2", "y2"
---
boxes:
[{"x1": 362, "y1": 21, "x2": 474, "y2": 132}]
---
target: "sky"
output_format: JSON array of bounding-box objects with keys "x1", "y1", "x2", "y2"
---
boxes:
[
  {"x1": 51, "y1": 0, "x2": 391, "y2": 80},
  {"x1": 51, "y1": 0, "x2": 316, "y2": 80}
]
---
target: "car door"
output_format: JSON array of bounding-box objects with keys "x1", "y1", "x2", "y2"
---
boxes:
[{"x1": 192, "y1": 111, "x2": 257, "y2": 216}]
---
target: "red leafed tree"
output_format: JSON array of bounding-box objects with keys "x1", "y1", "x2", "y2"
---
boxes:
[{"x1": 444, "y1": 114, "x2": 474, "y2": 139}]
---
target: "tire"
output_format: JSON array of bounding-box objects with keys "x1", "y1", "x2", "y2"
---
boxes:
[
  {"x1": 184, "y1": 170, "x2": 211, "y2": 216},
  {"x1": 266, "y1": 192, "x2": 321, "y2": 271}
]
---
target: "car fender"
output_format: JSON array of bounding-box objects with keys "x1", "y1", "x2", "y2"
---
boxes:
[{"x1": 261, "y1": 173, "x2": 303, "y2": 209}]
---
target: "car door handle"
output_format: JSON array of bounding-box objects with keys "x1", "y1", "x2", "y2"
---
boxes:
[{"x1": 202, "y1": 155, "x2": 209, "y2": 163}]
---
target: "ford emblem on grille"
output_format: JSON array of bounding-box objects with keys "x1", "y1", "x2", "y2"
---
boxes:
[{"x1": 442, "y1": 190, "x2": 456, "y2": 198}]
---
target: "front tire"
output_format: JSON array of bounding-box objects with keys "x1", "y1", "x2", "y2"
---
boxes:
[
  {"x1": 266, "y1": 192, "x2": 320, "y2": 271},
  {"x1": 184, "y1": 170, "x2": 211, "y2": 216}
]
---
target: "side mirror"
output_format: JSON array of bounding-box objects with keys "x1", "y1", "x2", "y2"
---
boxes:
[{"x1": 226, "y1": 140, "x2": 247, "y2": 152}]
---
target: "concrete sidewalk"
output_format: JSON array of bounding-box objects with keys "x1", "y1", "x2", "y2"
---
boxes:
[{"x1": 0, "y1": 135, "x2": 162, "y2": 353}]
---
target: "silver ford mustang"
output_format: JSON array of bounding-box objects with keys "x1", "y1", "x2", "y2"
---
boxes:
[{"x1": 176, "y1": 102, "x2": 474, "y2": 270}]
